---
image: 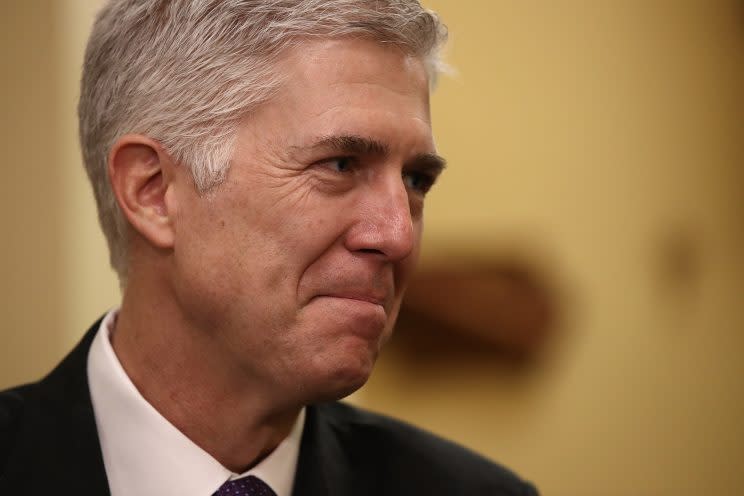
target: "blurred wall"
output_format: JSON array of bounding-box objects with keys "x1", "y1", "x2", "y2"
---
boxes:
[
  {"x1": 1, "y1": 1, "x2": 742, "y2": 495},
  {"x1": 0, "y1": 1, "x2": 65, "y2": 388},
  {"x1": 0, "y1": 0, "x2": 119, "y2": 386}
]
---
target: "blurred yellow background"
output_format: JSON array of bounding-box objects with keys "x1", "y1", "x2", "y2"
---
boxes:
[{"x1": 1, "y1": 1, "x2": 742, "y2": 494}]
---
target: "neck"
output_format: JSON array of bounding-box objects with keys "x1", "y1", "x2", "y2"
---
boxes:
[{"x1": 111, "y1": 277, "x2": 299, "y2": 473}]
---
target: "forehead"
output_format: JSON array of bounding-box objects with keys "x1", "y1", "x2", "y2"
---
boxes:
[{"x1": 249, "y1": 39, "x2": 433, "y2": 148}]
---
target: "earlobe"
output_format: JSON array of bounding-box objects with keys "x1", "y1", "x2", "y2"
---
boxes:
[{"x1": 109, "y1": 135, "x2": 176, "y2": 250}]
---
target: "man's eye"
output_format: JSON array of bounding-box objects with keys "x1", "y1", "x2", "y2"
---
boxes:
[
  {"x1": 403, "y1": 171, "x2": 435, "y2": 194},
  {"x1": 323, "y1": 157, "x2": 353, "y2": 172}
]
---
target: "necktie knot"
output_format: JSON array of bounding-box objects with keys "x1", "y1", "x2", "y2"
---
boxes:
[{"x1": 212, "y1": 475, "x2": 277, "y2": 496}]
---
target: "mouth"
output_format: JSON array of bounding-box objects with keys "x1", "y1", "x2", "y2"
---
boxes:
[
  {"x1": 320, "y1": 293, "x2": 387, "y2": 307},
  {"x1": 308, "y1": 294, "x2": 390, "y2": 340},
  {"x1": 313, "y1": 294, "x2": 388, "y2": 318},
  {"x1": 312, "y1": 290, "x2": 391, "y2": 314}
]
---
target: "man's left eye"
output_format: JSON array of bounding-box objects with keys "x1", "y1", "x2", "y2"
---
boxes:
[{"x1": 403, "y1": 171, "x2": 435, "y2": 194}]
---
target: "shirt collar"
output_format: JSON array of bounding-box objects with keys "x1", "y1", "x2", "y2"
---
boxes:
[{"x1": 87, "y1": 309, "x2": 305, "y2": 496}]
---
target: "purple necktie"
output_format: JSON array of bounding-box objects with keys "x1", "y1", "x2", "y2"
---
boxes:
[{"x1": 212, "y1": 475, "x2": 277, "y2": 496}]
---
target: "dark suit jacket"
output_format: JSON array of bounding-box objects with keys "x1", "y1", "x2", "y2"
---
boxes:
[{"x1": 0, "y1": 319, "x2": 538, "y2": 495}]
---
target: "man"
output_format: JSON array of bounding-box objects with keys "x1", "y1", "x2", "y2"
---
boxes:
[{"x1": 0, "y1": 1, "x2": 537, "y2": 494}]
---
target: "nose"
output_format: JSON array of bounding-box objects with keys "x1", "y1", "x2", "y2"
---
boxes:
[{"x1": 344, "y1": 177, "x2": 415, "y2": 262}]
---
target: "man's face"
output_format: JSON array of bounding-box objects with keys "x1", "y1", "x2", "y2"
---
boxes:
[{"x1": 169, "y1": 38, "x2": 442, "y2": 404}]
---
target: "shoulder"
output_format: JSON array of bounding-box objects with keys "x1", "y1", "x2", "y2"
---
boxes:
[
  {"x1": 0, "y1": 319, "x2": 103, "y2": 490},
  {"x1": 0, "y1": 382, "x2": 38, "y2": 475},
  {"x1": 312, "y1": 401, "x2": 538, "y2": 495}
]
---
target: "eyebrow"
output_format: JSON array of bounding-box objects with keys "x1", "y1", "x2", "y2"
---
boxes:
[
  {"x1": 305, "y1": 134, "x2": 447, "y2": 173},
  {"x1": 409, "y1": 152, "x2": 447, "y2": 175},
  {"x1": 310, "y1": 134, "x2": 389, "y2": 156}
]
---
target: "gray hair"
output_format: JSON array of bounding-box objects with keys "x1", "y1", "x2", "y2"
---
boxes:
[{"x1": 78, "y1": 0, "x2": 448, "y2": 283}]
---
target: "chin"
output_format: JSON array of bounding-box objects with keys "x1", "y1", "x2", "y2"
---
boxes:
[
  {"x1": 312, "y1": 378, "x2": 371, "y2": 404},
  {"x1": 304, "y1": 345, "x2": 378, "y2": 402}
]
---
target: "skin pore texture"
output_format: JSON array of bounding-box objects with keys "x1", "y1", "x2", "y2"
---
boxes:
[{"x1": 108, "y1": 38, "x2": 444, "y2": 472}]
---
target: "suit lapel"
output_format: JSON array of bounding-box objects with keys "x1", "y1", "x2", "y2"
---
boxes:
[
  {"x1": 292, "y1": 404, "x2": 358, "y2": 496},
  {"x1": 38, "y1": 320, "x2": 110, "y2": 493}
]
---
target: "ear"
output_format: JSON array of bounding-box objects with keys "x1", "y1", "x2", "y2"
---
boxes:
[{"x1": 108, "y1": 134, "x2": 176, "y2": 250}]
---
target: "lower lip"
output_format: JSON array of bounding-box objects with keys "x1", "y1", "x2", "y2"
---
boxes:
[{"x1": 313, "y1": 296, "x2": 387, "y2": 339}]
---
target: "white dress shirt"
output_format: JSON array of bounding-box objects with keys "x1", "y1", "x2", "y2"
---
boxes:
[{"x1": 87, "y1": 310, "x2": 305, "y2": 496}]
